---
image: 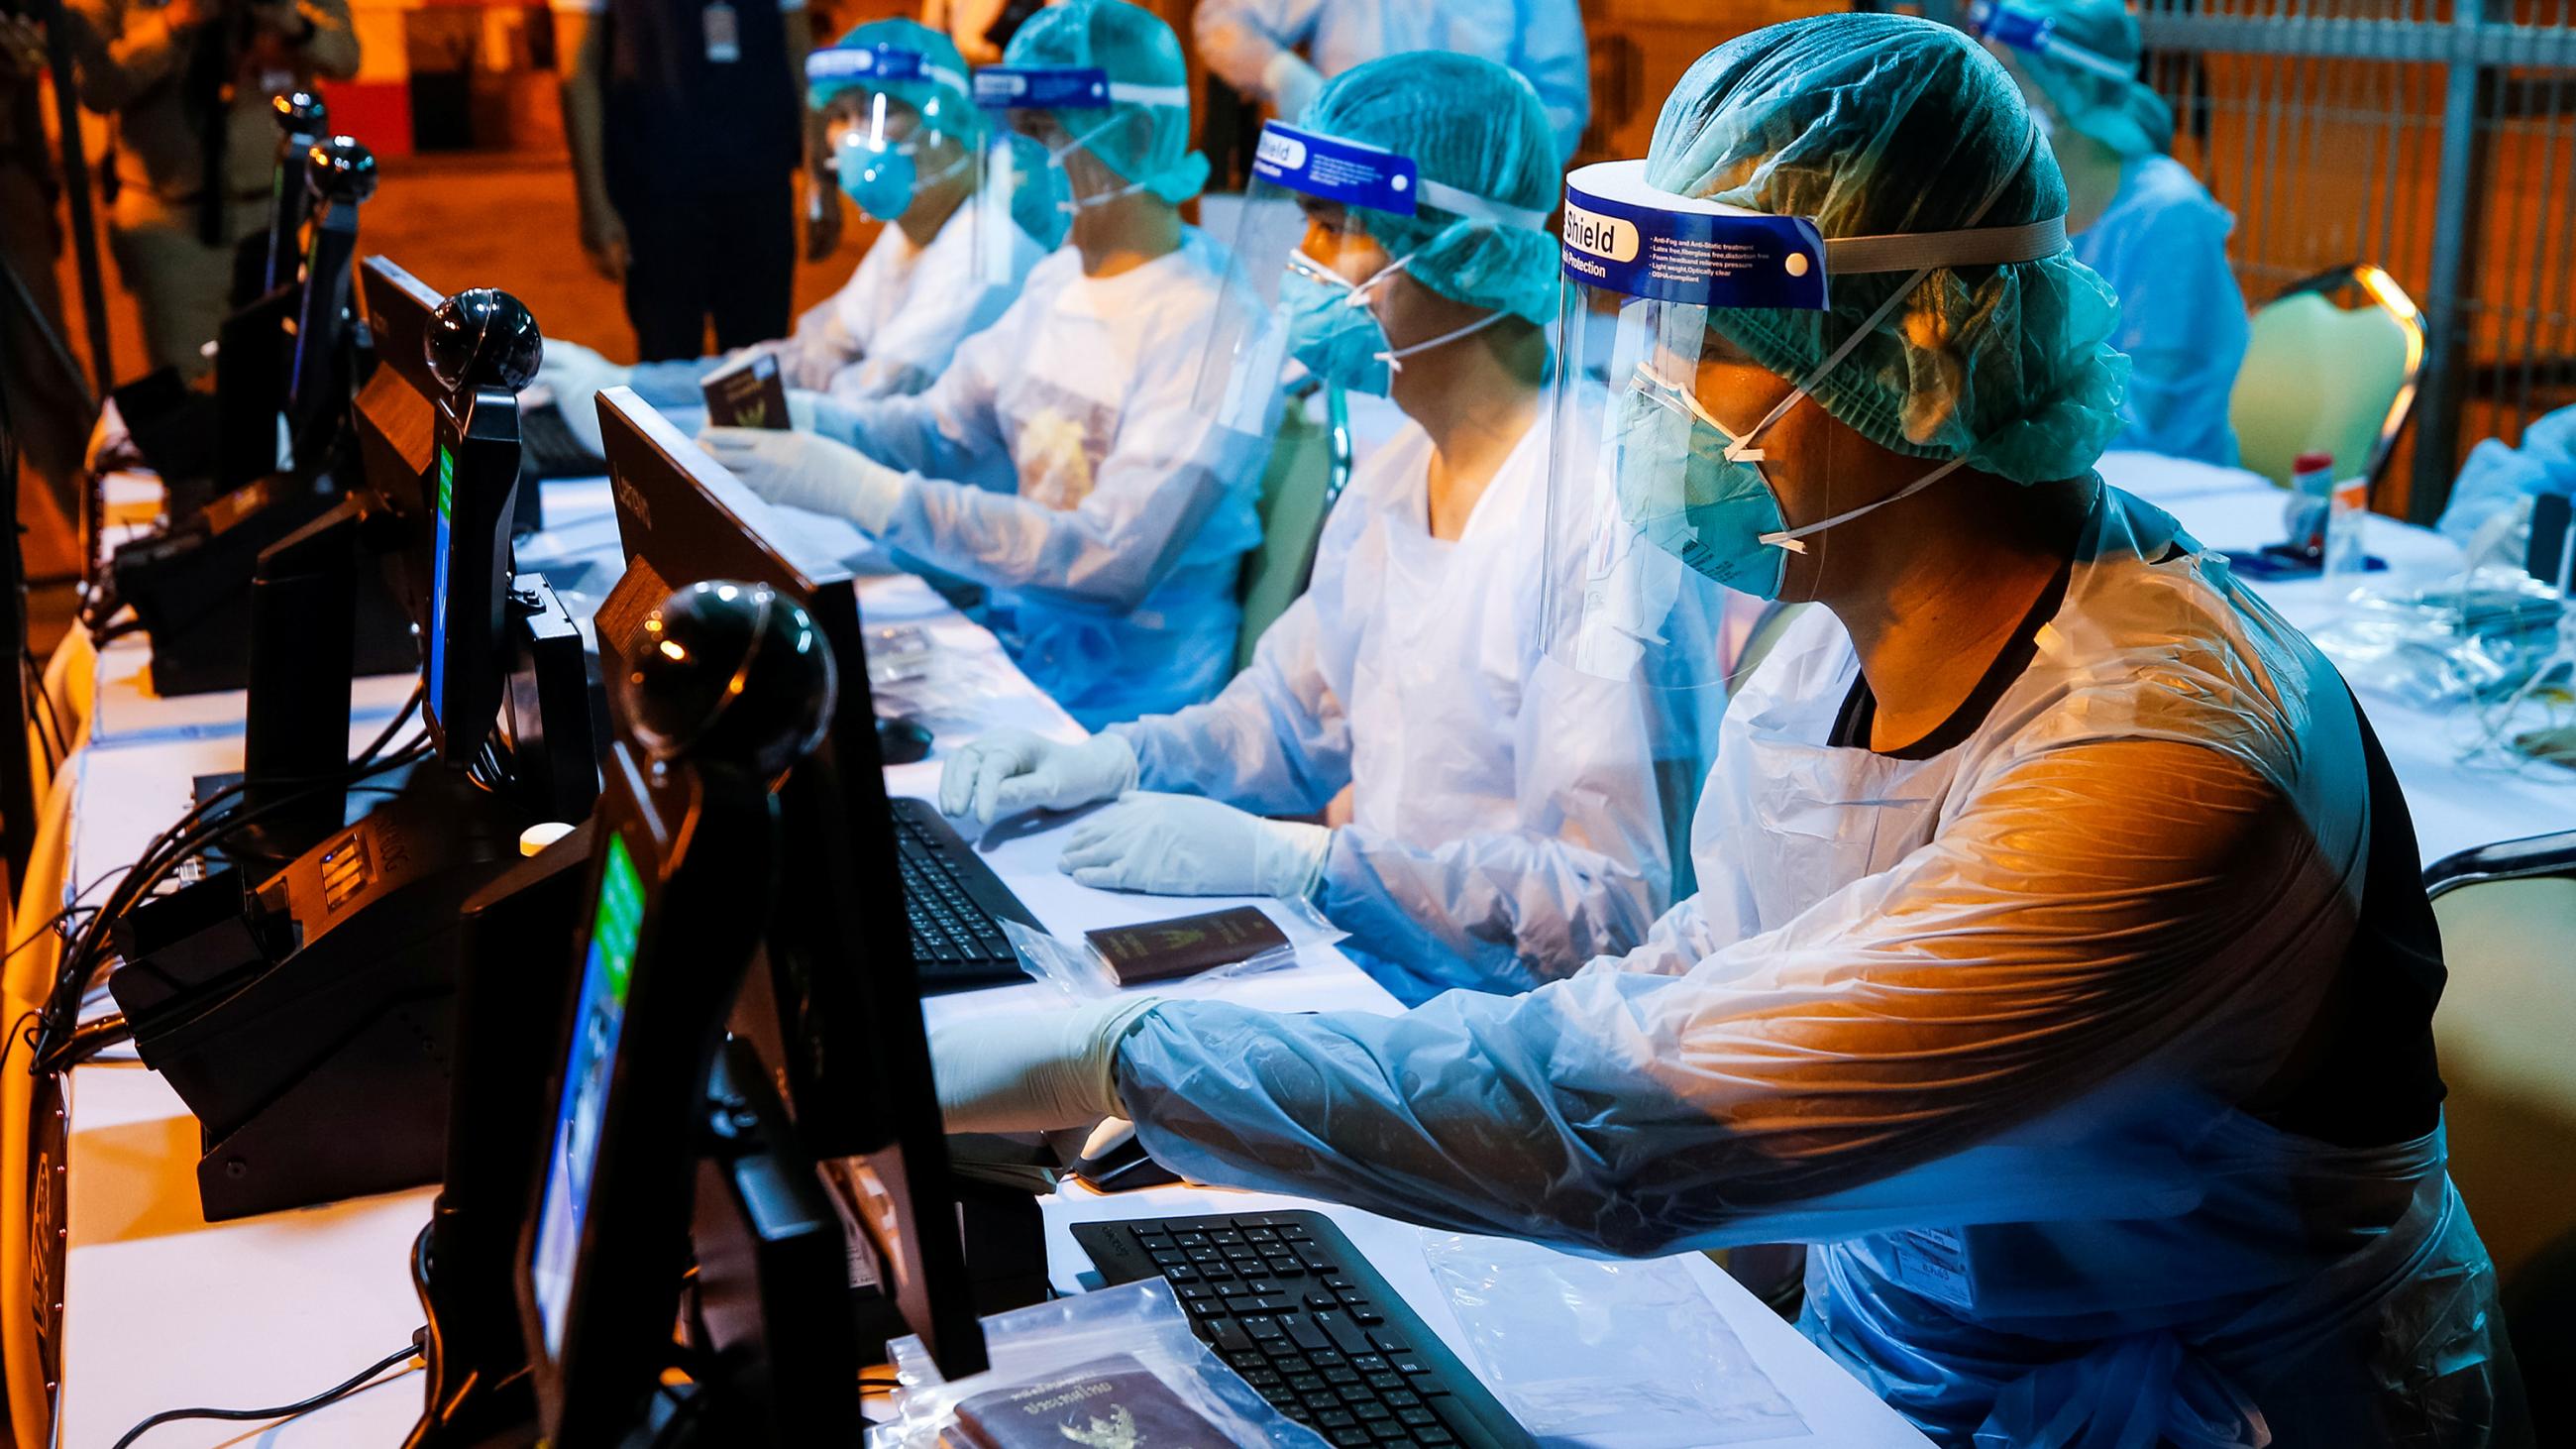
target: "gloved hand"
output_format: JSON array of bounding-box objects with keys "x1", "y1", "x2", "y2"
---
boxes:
[
  {"x1": 536, "y1": 338, "x2": 631, "y2": 455},
  {"x1": 1058, "y1": 792, "x2": 1332, "y2": 899},
  {"x1": 697, "y1": 424, "x2": 906, "y2": 529},
  {"x1": 1261, "y1": 51, "x2": 1327, "y2": 119},
  {"x1": 939, "y1": 727, "x2": 1140, "y2": 826},
  {"x1": 927, "y1": 996, "x2": 1164, "y2": 1133}
]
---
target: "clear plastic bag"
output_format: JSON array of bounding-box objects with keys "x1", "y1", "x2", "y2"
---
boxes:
[
  {"x1": 2309, "y1": 567, "x2": 2567, "y2": 710},
  {"x1": 1420, "y1": 1232, "x2": 1807, "y2": 1448},
  {"x1": 872, "y1": 1280, "x2": 1328, "y2": 1448},
  {"x1": 1004, "y1": 898, "x2": 1347, "y2": 1001}
]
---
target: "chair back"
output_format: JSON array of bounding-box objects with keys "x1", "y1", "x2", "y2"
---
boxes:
[
  {"x1": 2228, "y1": 265, "x2": 2424, "y2": 492},
  {"x1": 2423, "y1": 831, "x2": 2576, "y2": 1282},
  {"x1": 1237, "y1": 385, "x2": 1352, "y2": 671}
]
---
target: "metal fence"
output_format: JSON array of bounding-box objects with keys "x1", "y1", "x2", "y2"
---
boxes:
[{"x1": 2129, "y1": 0, "x2": 2576, "y2": 520}]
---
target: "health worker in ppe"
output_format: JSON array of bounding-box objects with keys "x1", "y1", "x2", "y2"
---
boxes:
[
  {"x1": 699, "y1": 0, "x2": 1270, "y2": 727},
  {"x1": 2437, "y1": 402, "x2": 2576, "y2": 561},
  {"x1": 1973, "y1": 0, "x2": 2249, "y2": 468},
  {"x1": 1194, "y1": 0, "x2": 1590, "y2": 164},
  {"x1": 938, "y1": 53, "x2": 1727, "y2": 1004},
  {"x1": 923, "y1": 16, "x2": 2530, "y2": 1448},
  {"x1": 534, "y1": 21, "x2": 1054, "y2": 452}
]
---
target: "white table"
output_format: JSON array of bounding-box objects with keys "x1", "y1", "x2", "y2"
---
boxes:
[
  {"x1": 44, "y1": 492, "x2": 1928, "y2": 1448},
  {"x1": 2098, "y1": 450, "x2": 2576, "y2": 863}
]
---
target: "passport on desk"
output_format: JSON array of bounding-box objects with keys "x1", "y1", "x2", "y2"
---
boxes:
[
  {"x1": 947, "y1": 1353, "x2": 1233, "y2": 1447},
  {"x1": 700, "y1": 350, "x2": 789, "y2": 428},
  {"x1": 1084, "y1": 907, "x2": 1291, "y2": 986}
]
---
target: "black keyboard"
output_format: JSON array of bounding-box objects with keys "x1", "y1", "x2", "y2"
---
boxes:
[
  {"x1": 889, "y1": 796, "x2": 1039, "y2": 994},
  {"x1": 520, "y1": 402, "x2": 607, "y2": 480},
  {"x1": 1071, "y1": 1212, "x2": 1531, "y2": 1449}
]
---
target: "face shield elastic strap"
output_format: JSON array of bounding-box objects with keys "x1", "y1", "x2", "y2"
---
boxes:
[{"x1": 1656, "y1": 120, "x2": 2050, "y2": 543}]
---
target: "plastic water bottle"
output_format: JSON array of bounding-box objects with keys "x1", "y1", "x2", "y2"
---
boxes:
[
  {"x1": 2281, "y1": 451, "x2": 2334, "y2": 555},
  {"x1": 2322, "y1": 464, "x2": 2371, "y2": 584}
]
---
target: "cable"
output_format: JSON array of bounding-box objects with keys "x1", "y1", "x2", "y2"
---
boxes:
[
  {"x1": 30, "y1": 735, "x2": 432, "y2": 1070},
  {"x1": 110, "y1": 1333, "x2": 421, "y2": 1449}
]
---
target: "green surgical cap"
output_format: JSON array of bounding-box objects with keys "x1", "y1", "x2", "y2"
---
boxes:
[
  {"x1": 1998, "y1": 0, "x2": 2175, "y2": 160},
  {"x1": 1299, "y1": 52, "x2": 1561, "y2": 328},
  {"x1": 1648, "y1": 12, "x2": 2127, "y2": 485},
  {"x1": 808, "y1": 19, "x2": 981, "y2": 146},
  {"x1": 1004, "y1": 0, "x2": 1210, "y2": 206}
]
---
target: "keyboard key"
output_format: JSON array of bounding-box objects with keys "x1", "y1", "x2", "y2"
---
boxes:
[
  {"x1": 1367, "y1": 1330, "x2": 1410, "y2": 1354},
  {"x1": 1352, "y1": 1402, "x2": 1393, "y2": 1422},
  {"x1": 1286, "y1": 1315, "x2": 1331, "y2": 1351},
  {"x1": 1317, "y1": 1410, "x2": 1358, "y2": 1430},
  {"x1": 1416, "y1": 1428, "x2": 1454, "y2": 1445},
  {"x1": 1329, "y1": 1429, "x2": 1371, "y2": 1447},
  {"x1": 1210, "y1": 1319, "x2": 1250, "y2": 1352},
  {"x1": 1323, "y1": 1367, "x2": 1361, "y2": 1386},
  {"x1": 1304, "y1": 1393, "x2": 1342, "y2": 1413},
  {"x1": 1314, "y1": 1310, "x2": 1373, "y2": 1355},
  {"x1": 1337, "y1": 1384, "x2": 1375, "y2": 1404},
  {"x1": 1351, "y1": 1355, "x2": 1387, "y2": 1374},
  {"x1": 1368, "y1": 1422, "x2": 1410, "y2": 1441},
  {"x1": 1246, "y1": 1316, "x2": 1284, "y2": 1341}
]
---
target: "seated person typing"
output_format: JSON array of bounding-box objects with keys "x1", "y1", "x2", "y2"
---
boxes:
[
  {"x1": 938, "y1": 53, "x2": 1723, "y2": 1004},
  {"x1": 701, "y1": 0, "x2": 1269, "y2": 728},
  {"x1": 539, "y1": 19, "x2": 1052, "y2": 442}
]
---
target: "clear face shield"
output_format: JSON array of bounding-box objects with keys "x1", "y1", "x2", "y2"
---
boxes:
[
  {"x1": 1192, "y1": 120, "x2": 1555, "y2": 437},
  {"x1": 806, "y1": 45, "x2": 981, "y2": 228},
  {"x1": 969, "y1": 65, "x2": 1186, "y2": 271},
  {"x1": 1542, "y1": 156, "x2": 2067, "y2": 693}
]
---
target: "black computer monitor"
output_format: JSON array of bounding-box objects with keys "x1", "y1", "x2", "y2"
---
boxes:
[
  {"x1": 422, "y1": 336, "x2": 527, "y2": 763},
  {"x1": 519, "y1": 706, "x2": 785, "y2": 1441},
  {"x1": 593, "y1": 388, "x2": 989, "y2": 1379},
  {"x1": 285, "y1": 136, "x2": 377, "y2": 476}
]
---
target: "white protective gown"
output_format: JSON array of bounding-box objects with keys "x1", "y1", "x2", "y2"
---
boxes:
[
  {"x1": 1110, "y1": 415, "x2": 1715, "y2": 1002},
  {"x1": 817, "y1": 228, "x2": 1269, "y2": 727},
  {"x1": 1115, "y1": 487, "x2": 2519, "y2": 1448},
  {"x1": 788, "y1": 206, "x2": 1047, "y2": 401},
  {"x1": 627, "y1": 207, "x2": 1046, "y2": 410}
]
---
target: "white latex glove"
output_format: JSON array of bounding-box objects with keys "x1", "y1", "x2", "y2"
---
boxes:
[
  {"x1": 939, "y1": 727, "x2": 1140, "y2": 826},
  {"x1": 1261, "y1": 51, "x2": 1327, "y2": 119},
  {"x1": 697, "y1": 424, "x2": 906, "y2": 529},
  {"x1": 536, "y1": 339, "x2": 630, "y2": 455},
  {"x1": 928, "y1": 996, "x2": 1164, "y2": 1133},
  {"x1": 1058, "y1": 791, "x2": 1331, "y2": 899}
]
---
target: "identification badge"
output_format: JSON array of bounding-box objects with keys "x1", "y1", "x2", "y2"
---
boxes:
[
  {"x1": 1885, "y1": 1227, "x2": 1975, "y2": 1309},
  {"x1": 702, "y1": 2, "x2": 739, "y2": 64}
]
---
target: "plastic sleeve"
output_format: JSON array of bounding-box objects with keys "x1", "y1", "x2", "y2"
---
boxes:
[{"x1": 1121, "y1": 739, "x2": 2346, "y2": 1256}]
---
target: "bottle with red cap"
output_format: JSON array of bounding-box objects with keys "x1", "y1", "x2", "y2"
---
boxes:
[{"x1": 2281, "y1": 450, "x2": 2336, "y2": 557}]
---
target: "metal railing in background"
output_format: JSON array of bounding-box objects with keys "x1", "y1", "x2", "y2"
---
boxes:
[{"x1": 2129, "y1": 0, "x2": 2576, "y2": 522}]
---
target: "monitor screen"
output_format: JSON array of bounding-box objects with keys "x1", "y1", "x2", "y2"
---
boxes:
[{"x1": 530, "y1": 829, "x2": 645, "y2": 1358}]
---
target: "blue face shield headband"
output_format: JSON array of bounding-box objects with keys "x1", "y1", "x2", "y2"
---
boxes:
[
  {"x1": 1250, "y1": 120, "x2": 1554, "y2": 396},
  {"x1": 1559, "y1": 154, "x2": 2067, "y2": 598},
  {"x1": 1965, "y1": 0, "x2": 2139, "y2": 83}
]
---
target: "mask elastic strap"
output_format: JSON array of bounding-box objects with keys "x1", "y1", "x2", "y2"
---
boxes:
[
  {"x1": 1756, "y1": 452, "x2": 1973, "y2": 554},
  {"x1": 1378, "y1": 308, "x2": 1508, "y2": 375},
  {"x1": 1059, "y1": 175, "x2": 1148, "y2": 214}
]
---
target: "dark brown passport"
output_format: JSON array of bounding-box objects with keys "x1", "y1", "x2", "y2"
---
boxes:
[
  {"x1": 1083, "y1": 907, "x2": 1292, "y2": 986},
  {"x1": 946, "y1": 1353, "x2": 1238, "y2": 1447},
  {"x1": 699, "y1": 350, "x2": 790, "y2": 428}
]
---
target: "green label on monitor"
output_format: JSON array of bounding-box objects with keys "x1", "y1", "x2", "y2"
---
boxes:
[
  {"x1": 436, "y1": 444, "x2": 455, "y2": 518},
  {"x1": 594, "y1": 832, "x2": 643, "y2": 1002}
]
